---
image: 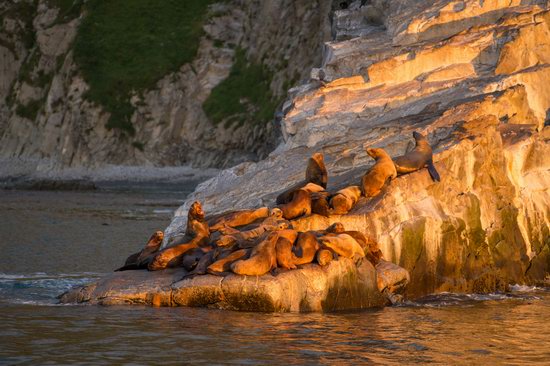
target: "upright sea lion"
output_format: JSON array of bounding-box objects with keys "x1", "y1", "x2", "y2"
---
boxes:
[
  {"x1": 361, "y1": 147, "x2": 397, "y2": 198},
  {"x1": 318, "y1": 233, "x2": 365, "y2": 262},
  {"x1": 329, "y1": 185, "x2": 362, "y2": 215},
  {"x1": 393, "y1": 131, "x2": 440, "y2": 182},
  {"x1": 207, "y1": 248, "x2": 250, "y2": 274},
  {"x1": 231, "y1": 232, "x2": 279, "y2": 276},
  {"x1": 277, "y1": 189, "x2": 311, "y2": 220},
  {"x1": 275, "y1": 229, "x2": 299, "y2": 270},
  {"x1": 115, "y1": 231, "x2": 164, "y2": 271},
  {"x1": 148, "y1": 201, "x2": 210, "y2": 271},
  {"x1": 293, "y1": 231, "x2": 320, "y2": 265},
  {"x1": 316, "y1": 248, "x2": 334, "y2": 266},
  {"x1": 208, "y1": 207, "x2": 270, "y2": 232},
  {"x1": 276, "y1": 153, "x2": 328, "y2": 204}
]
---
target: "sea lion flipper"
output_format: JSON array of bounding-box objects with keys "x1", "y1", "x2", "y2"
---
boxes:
[{"x1": 426, "y1": 161, "x2": 440, "y2": 182}]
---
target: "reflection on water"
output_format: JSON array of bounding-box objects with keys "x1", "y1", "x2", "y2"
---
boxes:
[{"x1": 0, "y1": 189, "x2": 549, "y2": 365}]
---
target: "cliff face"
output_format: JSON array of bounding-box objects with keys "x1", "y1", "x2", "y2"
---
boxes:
[
  {"x1": 0, "y1": 0, "x2": 332, "y2": 175},
  {"x1": 166, "y1": 0, "x2": 550, "y2": 297}
]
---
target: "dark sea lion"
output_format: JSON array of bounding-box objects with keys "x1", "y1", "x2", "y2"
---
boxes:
[
  {"x1": 149, "y1": 201, "x2": 210, "y2": 271},
  {"x1": 316, "y1": 248, "x2": 334, "y2": 266},
  {"x1": 182, "y1": 248, "x2": 206, "y2": 271},
  {"x1": 231, "y1": 232, "x2": 279, "y2": 276},
  {"x1": 361, "y1": 147, "x2": 397, "y2": 198},
  {"x1": 115, "y1": 231, "x2": 164, "y2": 271},
  {"x1": 318, "y1": 233, "x2": 365, "y2": 262},
  {"x1": 329, "y1": 185, "x2": 362, "y2": 215},
  {"x1": 208, "y1": 207, "x2": 270, "y2": 232},
  {"x1": 276, "y1": 153, "x2": 328, "y2": 204},
  {"x1": 278, "y1": 189, "x2": 311, "y2": 220},
  {"x1": 183, "y1": 251, "x2": 215, "y2": 278},
  {"x1": 275, "y1": 229, "x2": 299, "y2": 270},
  {"x1": 293, "y1": 231, "x2": 320, "y2": 265},
  {"x1": 207, "y1": 248, "x2": 250, "y2": 274},
  {"x1": 393, "y1": 131, "x2": 440, "y2": 181}
]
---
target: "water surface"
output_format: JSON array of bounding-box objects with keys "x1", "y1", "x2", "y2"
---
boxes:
[{"x1": 1, "y1": 188, "x2": 549, "y2": 365}]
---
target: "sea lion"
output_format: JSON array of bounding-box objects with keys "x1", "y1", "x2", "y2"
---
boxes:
[
  {"x1": 329, "y1": 185, "x2": 362, "y2": 215},
  {"x1": 311, "y1": 191, "x2": 330, "y2": 217},
  {"x1": 293, "y1": 231, "x2": 320, "y2": 265},
  {"x1": 115, "y1": 231, "x2": 164, "y2": 271},
  {"x1": 208, "y1": 207, "x2": 270, "y2": 232},
  {"x1": 318, "y1": 233, "x2": 365, "y2": 262},
  {"x1": 361, "y1": 147, "x2": 397, "y2": 198},
  {"x1": 181, "y1": 248, "x2": 206, "y2": 271},
  {"x1": 231, "y1": 232, "x2": 279, "y2": 276},
  {"x1": 207, "y1": 248, "x2": 250, "y2": 274},
  {"x1": 166, "y1": 201, "x2": 210, "y2": 247},
  {"x1": 316, "y1": 248, "x2": 334, "y2": 266},
  {"x1": 215, "y1": 220, "x2": 289, "y2": 248},
  {"x1": 183, "y1": 251, "x2": 216, "y2": 277},
  {"x1": 276, "y1": 153, "x2": 328, "y2": 204},
  {"x1": 277, "y1": 189, "x2": 311, "y2": 220},
  {"x1": 325, "y1": 222, "x2": 346, "y2": 234},
  {"x1": 393, "y1": 131, "x2": 440, "y2": 182},
  {"x1": 275, "y1": 229, "x2": 299, "y2": 270},
  {"x1": 148, "y1": 201, "x2": 210, "y2": 271}
]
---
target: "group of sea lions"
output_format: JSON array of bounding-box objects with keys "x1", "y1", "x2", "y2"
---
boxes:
[{"x1": 116, "y1": 131, "x2": 440, "y2": 277}]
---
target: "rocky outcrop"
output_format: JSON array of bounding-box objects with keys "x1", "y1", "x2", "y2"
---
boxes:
[
  {"x1": 60, "y1": 258, "x2": 397, "y2": 312},
  {"x1": 165, "y1": 0, "x2": 550, "y2": 298},
  {"x1": 0, "y1": 0, "x2": 333, "y2": 177}
]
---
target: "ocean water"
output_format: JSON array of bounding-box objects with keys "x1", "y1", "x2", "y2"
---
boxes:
[{"x1": 1, "y1": 188, "x2": 549, "y2": 365}]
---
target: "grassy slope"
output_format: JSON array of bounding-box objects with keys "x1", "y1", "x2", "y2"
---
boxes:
[{"x1": 73, "y1": 0, "x2": 215, "y2": 135}]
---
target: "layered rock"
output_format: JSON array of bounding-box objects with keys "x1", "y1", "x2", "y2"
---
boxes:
[
  {"x1": 166, "y1": 0, "x2": 550, "y2": 298},
  {"x1": 60, "y1": 258, "x2": 393, "y2": 312}
]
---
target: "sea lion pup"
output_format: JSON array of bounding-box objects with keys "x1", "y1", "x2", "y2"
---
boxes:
[
  {"x1": 148, "y1": 201, "x2": 210, "y2": 271},
  {"x1": 183, "y1": 251, "x2": 216, "y2": 277},
  {"x1": 182, "y1": 248, "x2": 206, "y2": 271},
  {"x1": 231, "y1": 232, "x2": 279, "y2": 276},
  {"x1": 115, "y1": 231, "x2": 164, "y2": 271},
  {"x1": 393, "y1": 131, "x2": 440, "y2": 182},
  {"x1": 293, "y1": 231, "x2": 320, "y2": 265},
  {"x1": 277, "y1": 188, "x2": 312, "y2": 220},
  {"x1": 276, "y1": 152, "x2": 328, "y2": 204},
  {"x1": 276, "y1": 229, "x2": 299, "y2": 270},
  {"x1": 361, "y1": 147, "x2": 397, "y2": 198},
  {"x1": 207, "y1": 248, "x2": 250, "y2": 274},
  {"x1": 329, "y1": 185, "x2": 362, "y2": 215},
  {"x1": 316, "y1": 248, "x2": 334, "y2": 266},
  {"x1": 208, "y1": 207, "x2": 270, "y2": 232},
  {"x1": 318, "y1": 233, "x2": 365, "y2": 262}
]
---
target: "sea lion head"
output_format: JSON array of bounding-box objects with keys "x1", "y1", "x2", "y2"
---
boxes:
[
  {"x1": 276, "y1": 220, "x2": 291, "y2": 230},
  {"x1": 148, "y1": 231, "x2": 164, "y2": 244},
  {"x1": 311, "y1": 152, "x2": 324, "y2": 163},
  {"x1": 413, "y1": 131, "x2": 427, "y2": 142},
  {"x1": 366, "y1": 147, "x2": 387, "y2": 160},
  {"x1": 189, "y1": 201, "x2": 205, "y2": 220},
  {"x1": 269, "y1": 207, "x2": 283, "y2": 219},
  {"x1": 326, "y1": 222, "x2": 345, "y2": 233}
]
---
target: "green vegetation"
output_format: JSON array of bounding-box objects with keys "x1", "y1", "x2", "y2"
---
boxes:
[
  {"x1": 0, "y1": 0, "x2": 38, "y2": 50},
  {"x1": 203, "y1": 48, "x2": 279, "y2": 127},
  {"x1": 16, "y1": 99, "x2": 42, "y2": 120},
  {"x1": 46, "y1": 0, "x2": 84, "y2": 24},
  {"x1": 73, "y1": 0, "x2": 217, "y2": 135}
]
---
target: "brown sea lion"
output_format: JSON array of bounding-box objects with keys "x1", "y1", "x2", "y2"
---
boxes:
[
  {"x1": 208, "y1": 207, "x2": 270, "y2": 232},
  {"x1": 325, "y1": 222, "x2": 346, "y2": 234},
  {"x1": 207, "y1": 248, "x2": 250, "y2": 274},
  {"x1": 329, "y1": 185, "x2": 362, "y2": 215},
  {"x1": 166, "y1": 201, "x2": 210, "y2": 247},
  {"x1": 231, "y1": 232, "x2": 279, "y2": 276},
  {"x1": 316, "y1": 248, "x2": 334, "y2": 266},
  {"x1": 361, "y1": 148, "x2": 397, "y2": 198},
  {"x1": 318, "y1": 233, "x2": 365, "y2": 262},
  {"x1": 293, "y1": 231, "x2": 320, "y2": 265},
  {"x1": 311, "y1": 191, "x2": 331, "y2": 217},
  {"x1": 393, "y1": 131, "x2": 440, "y2": 182},
  {"x1": 275, "y1": 229, "x2": 299, "y2": 270},
  {"x1": 276, "y1": 153, "x2": 328, "y2": 204},
  {"x1": 149, "y1": 201, "x2": 210, "y2": 271},
  {"x1": 215, "y1": 220, "x2": 289, "y2": 248},
  {"x1": 115, "y1": 231, "x2": 164, "y2": 271},
  {"x1": 278, "y1": 189, "x2": 311, "y2": 220}
]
